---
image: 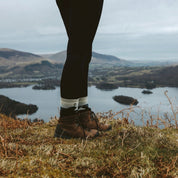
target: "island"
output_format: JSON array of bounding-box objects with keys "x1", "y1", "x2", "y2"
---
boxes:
[
  {"x1": 96, "y1": 82, "x2": 119, "y2": 90},
  {"x1": 32, "y1": 84, "x2": 56, "y2": 90},
  {"x1": 113, "y1": 95, "x2": 138, "y2": 105},
  {"x1": 142, "y1": 90, "x2": 153, "y2": 94},
  {"x1": 0, "y1": 95, "x2": 38, "y2": 117}
]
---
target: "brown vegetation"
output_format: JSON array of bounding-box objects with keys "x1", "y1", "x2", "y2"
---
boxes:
[{"x1": 0, "y1": 106, "x2": 177, "y2": 177}]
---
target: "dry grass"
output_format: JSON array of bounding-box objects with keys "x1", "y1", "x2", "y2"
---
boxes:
[{"x1": 0, "y1": 109, "x2": 177, "y2": 177}]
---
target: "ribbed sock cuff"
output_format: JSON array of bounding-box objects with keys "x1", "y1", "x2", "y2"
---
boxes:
[
  {"x1": 78, "y1": 96, "x2": 88, "y2": 107},
  {"x1": 60, "y1": 97, "x2": 79, "y2": 109}
]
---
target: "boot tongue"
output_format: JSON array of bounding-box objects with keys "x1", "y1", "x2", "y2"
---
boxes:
[
  {"x1": 59, "y1": 114, "x2": 78, "y2": 123},
  {"x1": 78, "y1": 106, "x2": 91, "y2": 112}
]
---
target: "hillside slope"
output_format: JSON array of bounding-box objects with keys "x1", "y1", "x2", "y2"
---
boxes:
[
  {"x1": 0, "y1": 48, "x2": 63, "y2": 79},
  {"x1": 0, "y1": 48, "x2": 50, "y2": 67},
  {"x1": 90, "y1": 65, "x2": 178, "y2": 88},
  {"x1": 0, "y1": 60, "x2": 63, "y2": 79},
  {"x1": 135, "y1": 65, "x2": 178, "y2": 87},
  {"x1": 0, "y1": 113, "x2": 177, "y2": 177}
]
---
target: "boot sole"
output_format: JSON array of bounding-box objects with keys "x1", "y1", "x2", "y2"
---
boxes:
[
  {"x1": 99, "y1": 125, "x2": 112, "y2": 132},
  {"x1": 54, "y1": 124, "x2": 99, "y2": 139},
  {"x1": 54, "y1": 124, "x2": 73, "y2": 139}
]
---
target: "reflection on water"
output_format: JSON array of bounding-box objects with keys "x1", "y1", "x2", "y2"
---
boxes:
[{"x1": 0, "y1": 86, "x2": 177, "y2": 125}]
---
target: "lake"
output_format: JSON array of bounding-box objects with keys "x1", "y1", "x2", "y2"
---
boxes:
[{"x1": 0, "y1": 86, "x2": 177, "y2": 125}]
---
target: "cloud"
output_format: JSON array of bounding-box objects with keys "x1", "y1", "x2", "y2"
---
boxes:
[
  {"x1": 99, "y1": 0, "x2": 178, "y2": 34},
  {"x1": 1, "y1": 0, "x2": 178, "y2": 59},
  {"x1": 1, "y1": 0, "x2": 178, "y2": 35},
  {"x1": 0, "y1": 0, "x2": 62, "y2": 34}
]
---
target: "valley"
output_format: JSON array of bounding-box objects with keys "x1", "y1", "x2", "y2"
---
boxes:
[{"x1": 0, "y1": 48, "x2": 178, "y2": 89}]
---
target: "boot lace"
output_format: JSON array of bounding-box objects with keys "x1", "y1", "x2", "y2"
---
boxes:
[{"x1": 90, "y1": 111, "x2": 100, "y2": 130}]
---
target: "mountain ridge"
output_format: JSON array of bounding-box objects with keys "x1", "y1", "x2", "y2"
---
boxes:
[
  {"x1": 0, "y1": 48, "x2": 132, "y2": 67},
  {"x1": 0, "y1": 48, "x2": 46, "y2": 67},
  {"x1": 1, "y1": 48, "x2": 177, "y2": 67},
  {"x1": 41, "y1": 50, "x2": 132, "y2": 65}
]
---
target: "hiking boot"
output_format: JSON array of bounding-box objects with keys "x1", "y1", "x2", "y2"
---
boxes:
[
  {"x1": 54, "y1": 113, "x2": 99, "y2": 139},
  {"x1": 79, "y1": 108, "x2": 112, "y2": 131}
]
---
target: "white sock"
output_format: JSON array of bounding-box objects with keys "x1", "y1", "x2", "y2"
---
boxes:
[
  {"x1": 78, "y1": 96, "x2": 88, "y2": 107},
  {"x1": 60, "y1": 97, "x2": 79, "y2": 109}
]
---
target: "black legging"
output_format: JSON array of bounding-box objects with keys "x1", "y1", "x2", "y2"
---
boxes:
[{"x1": 56, "y1": 0, "x2": 104, "y2": 99}]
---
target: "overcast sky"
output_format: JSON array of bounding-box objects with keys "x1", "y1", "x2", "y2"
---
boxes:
[{"x1": 1, "y1": 0, "x2": 178, "y2": 60}]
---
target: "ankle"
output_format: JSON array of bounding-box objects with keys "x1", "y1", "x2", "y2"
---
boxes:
[{"x1": 60, "y1": 107, "x2": 77, "y2": 117}]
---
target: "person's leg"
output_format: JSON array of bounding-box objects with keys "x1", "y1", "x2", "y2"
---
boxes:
[
  {"x1": 78, "y1": 0, "x2": 105, "y2": 110},
  {"x1": 55, "y1": 0, "x2": 104, "y2": 138},
  {"x1": 56, "y1": 0, "x2": 104, "y2": 114}
]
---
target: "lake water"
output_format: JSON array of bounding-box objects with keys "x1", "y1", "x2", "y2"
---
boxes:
[{"x1": 0, "y1": 86, "x2": 177, "y2": 125}]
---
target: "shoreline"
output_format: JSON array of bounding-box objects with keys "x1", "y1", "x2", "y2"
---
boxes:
[
  {"x1": 1, "y1": 86, "x2": 177, "y2": 123},
  {"x1": 1, "y1": 80, "x2": 178, "y2": 90}
]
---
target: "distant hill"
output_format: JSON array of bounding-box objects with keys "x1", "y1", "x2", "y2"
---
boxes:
[
  {"x1": 0, "y1": 60, "x2": 63, "y2": 79},
  {"x1": 1, "y1": 48, "x2": 177, "y2": 68},
  {"x1": 0, "y1": 48, "x2": 177, "y2": 86},
  {"x1": 0, "y1": 48, "x2": 49, "y2": 67},
  {"x1": 91, "y1": 52, "x2": 131, "y2": 65},
  {"x1": 42, "y1": 50, "x2": 132, "y2": 66},
  {"x1": 42, "y1": 51, "x2": 66, "y2": 63},
  {"x1": 113, "y1": 65, "x2": 178, "y2": 87},
  {"x1": 0, "y1": 48, "x2": 64, "y2": 79},
  {"x1": 135, "y1": 65, "x2": 178, "y2": 87},
  {"x1": 42, "y1": 51, "x2": 178, "y2": 67},
  {"x1": 146, "y1": 65, "x2": 178, "y2": 87},
  {"x1": 0, "y1": 48, "x2": 132, "y2": 67},
  {"x1": 132, "y1": 59, "x2": 178, "y2": 67}
]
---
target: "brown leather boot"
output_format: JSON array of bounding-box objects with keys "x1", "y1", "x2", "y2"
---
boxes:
[
  {"x1": 54, "y1": 113, "x2": 99, "y2": 139},
  {"x1": 79, "y1": 109, "x2": 112, "y2": 131}
]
